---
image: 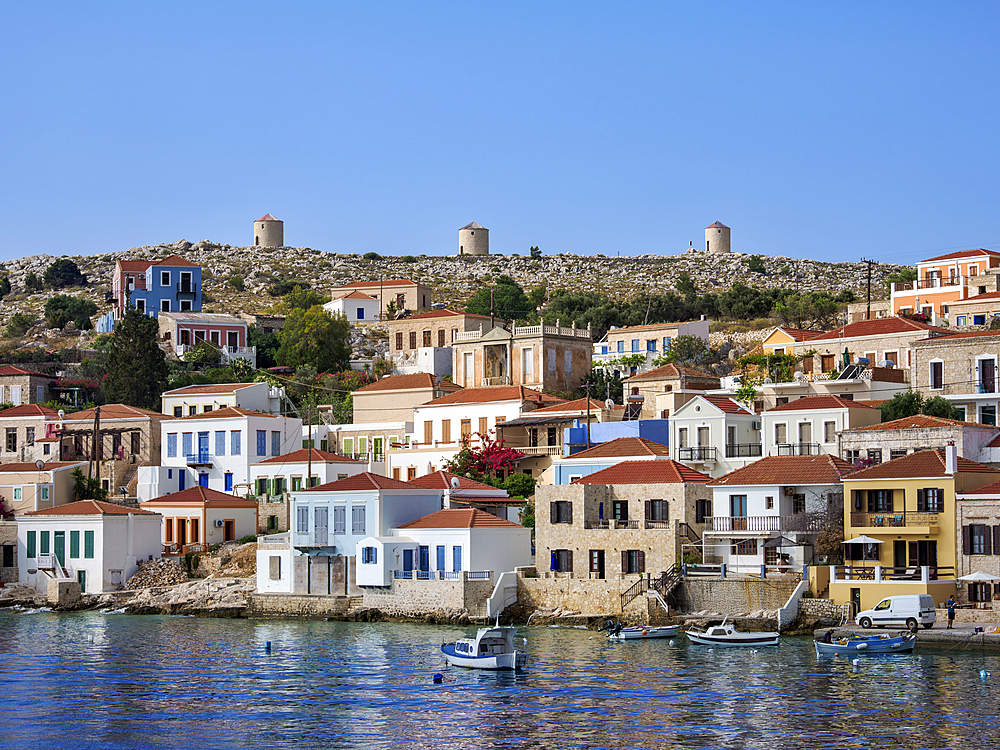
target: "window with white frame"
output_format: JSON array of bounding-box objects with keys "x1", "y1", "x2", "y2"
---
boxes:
[
  {"x1": 823, "y1": 421, "x2": 836, "y2": 444},
  {"x1": 929, "y1": 360, "x2": 943, "y2": 390}
]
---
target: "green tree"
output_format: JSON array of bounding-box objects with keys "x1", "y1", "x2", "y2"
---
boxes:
[
  {"x1": 577, "y1": 368, "x2": 623, "y2": 405},
  {"x1": 182, "y1": 340, "x2": 223, "y2": 365},
  {"x1": 44, "y1": 295, "x2": 97, "y2": 329},
  {"x1": 72, "y1": 467, "x2": 108, "y2": 502},
  {"x1": 675, "y1": 271, "x2": 698, "y2": 297},
  {"x1": 503, "y1": 472, "x2": 535, "y2": 499},
  {"x1": 465, "y1": 276, "x2": 535, "y2": 322},
  {"x1": 529, "y1": 285, "x2": 547, "y2": 308},
  {"x1": 775, "y1": 292, "x2": 842, "y2": 330},
  {"x1": 276, "y1": 307, "x2": 352, "y2": 372},
  {"x1": 268, "y1": 277, "x2": 310, "y2": 297},
  {"x1": 280, "y1": 285, "x2": 328, "y2": 311},
  {"x1": 660, "y1": 334, "x2": 710, "y2": 367},
  {"x1": 879, "y1": 391, "x2": 923, "y2": 421},
  {"x1": 922, "y1": 395, "x2": 964, "y2": 420},
  {"x1": 249, "y1": 326, "x2": 280, "y2": 369},
  {"x1": 529, "y1": 246, "x2": 541, "y2": 259},
  {"x1": 228, "y1": 276, "x2": 245, "y2": 291},
  {"x1": 103, "y1": 303, "x2": 169, "y2": 409},
  {"x1": 746, "y1": 255, "x2": 767, "y2": 274},
  {"x1": 885, "y1": 267, "x2": 917, "y2": 294},
  {"x1": 25, "y1": 272, "x2": 42, "y2": 292},
  {"x1": 44, "y1": 258, "x2": 88, "y2": 289},
  {"x1": 5, "y1": 313, "x2": 35, "y2": 337},
  {"x1": 0, "y1": 275, "x2": 10, "y2": 299}
]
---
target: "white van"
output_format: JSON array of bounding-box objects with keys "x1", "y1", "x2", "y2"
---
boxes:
[{"x1": 855, "y1": 594, "x2": 937, "y2": 631}]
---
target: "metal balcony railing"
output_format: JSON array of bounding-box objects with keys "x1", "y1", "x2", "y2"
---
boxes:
[
  {"x1": 185, "y1": 452, "x2": 211, "y2": 465},
  {"x1": 777, "y1": 443, "x2": 820, "y2": 456},
  {"x1": 850, "y1": 512, "x2": 940, "y2": 528},
  {"x1": 176, "y1": 282, "x2": 198, "y2": 295},
  {"x1": 726, "y1": 443, "x2": 762, "y2": 458},
  {"x1": 678, "y1": 446, "x2": 717, "y2": 461}
]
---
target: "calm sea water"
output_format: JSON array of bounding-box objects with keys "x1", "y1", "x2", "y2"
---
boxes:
[{"x1": 2, "y1": 610, "x2": 999, "y2": 750}]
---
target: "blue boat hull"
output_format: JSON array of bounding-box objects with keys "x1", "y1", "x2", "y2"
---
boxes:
[
  {"x1": 441, "y1": 643, "x2": 528, "y2": 670},
  {"x1": 814, "y1": 634, "x2": 916, "y2": 656}
]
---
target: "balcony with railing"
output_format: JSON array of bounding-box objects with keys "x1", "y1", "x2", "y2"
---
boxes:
[
  {"x1": 892, "y1": 276, "x2": 964, "y2": 293},
  {"x1": 581, "y1": 518, "x2": 677, "y2": 530},
  {"x1": 704, "y1": 515, "x2": 822, "y2": 533},
  {"x1": 391, "y1": 570, "x2": 492, "y2": 581},
  {"x1": 482, "y1": 376, "x2": 511, "y2": 386},
  {"x1": 176, "y1": 282, "x2": 198, "y2": 296},
  {"x1": 677, "y1": 446, "x2": 717, "y2": 462},
  {"x1": 185, "y1": 452, "x2": 212, "y2": 466},
  {"x1": 830, "y1": 564, "x2": 955, "y2": 583},
  {"x1": 777, "y1": 442, "x2": 820, "y2": 456},
  {"x1": 726, "y1": 443, "x2": 762, "y2": 458},
  {"x1": 850, "y1": 511, "x2": 940, "y2": 530}
]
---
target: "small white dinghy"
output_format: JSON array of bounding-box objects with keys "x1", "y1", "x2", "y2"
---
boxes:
[
  {"x1": 602, "y1": 620, "x2": 681, "y2": 641},
  {"x1": 441, "y1": 626, "x2": 529, "y2": 670},
  {"x1": 685, "y1": 617, "x2": 780, "y2": 648}
]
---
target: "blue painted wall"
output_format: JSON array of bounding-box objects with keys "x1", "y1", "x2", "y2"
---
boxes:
[{"x1": 564, "y1": 419, "x2": 670, "y2": 455}]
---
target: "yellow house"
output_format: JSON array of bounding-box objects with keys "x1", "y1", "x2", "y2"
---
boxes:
[
  {"x1": 760, "y1": 327, "x2": 829, "y2": 357},
  {"x1": 828, "y1": 447, "x2": 1000, "y2": 611}
]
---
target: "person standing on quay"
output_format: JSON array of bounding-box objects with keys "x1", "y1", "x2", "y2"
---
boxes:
[{"x1": 947, "y1": 596, "x2": 956, "y2": 629}]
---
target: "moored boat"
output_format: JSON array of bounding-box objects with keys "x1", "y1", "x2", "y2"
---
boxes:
[
  {"x1": 603, "y1": 621, "x2": 681, "y2": 641},
  {"x1": 441, "y1": 626, "x2": 529, "y2": 670},
  {"x1": 814, "y1": 632, "x2": 916, "y2": 656},
  {"x1": 685, "y1": 618, "x2": 780, "y2": 647}
]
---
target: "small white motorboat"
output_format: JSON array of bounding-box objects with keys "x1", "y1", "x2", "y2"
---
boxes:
[
  {"x1": 602, "y1": 620, "x2": 681, "y2": 641},
  {"x1": 441, "y1": 626, "x2": 529, "y2": 670},
  {"x1": 685, "y1": 618, "x2": 780, "y2": 648}
]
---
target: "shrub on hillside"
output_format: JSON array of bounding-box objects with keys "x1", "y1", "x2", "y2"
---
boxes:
[{"x1": 44, "y1": 295, "x2": 97, "y2": 329}]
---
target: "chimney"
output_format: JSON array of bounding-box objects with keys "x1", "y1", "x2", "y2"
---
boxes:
[{"x1": 945, "y1": 442, "x2": 957, "y2": 475}]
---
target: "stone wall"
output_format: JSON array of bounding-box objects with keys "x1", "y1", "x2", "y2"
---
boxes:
[
  {"x1": 291, "y1": 555, "x2": 359, "y2": 597},
  {"x1": 677, "y1": 578, "x2": 800, "y2": 614},
  {"x1": 361, "y1": 575, "x2": 493, "y2": 617},
  {"x1": 258, "y1": 497, "x2": 289, "y2": 534},
  {"x1": 912, "y1": 333, "x2": 1000, "y2": 408},
  {"x1": 798, "y1": 596, "x2": 851, "y2": 624},
  {"x1": 0, "y1": 520, "x2": 16, "y2": 583},
  {"x1": 248, "y1": 593, "x2": 349, "y2": 618},
  {"x1": 839, "y1": 424, "x2": 998, "y2": 465}
]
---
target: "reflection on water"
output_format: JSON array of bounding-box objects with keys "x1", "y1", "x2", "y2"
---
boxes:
[{"x1": 1, "y1": 611, "x2": 998, "y2": 749}]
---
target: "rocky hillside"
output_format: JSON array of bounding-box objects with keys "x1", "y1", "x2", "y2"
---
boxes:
[{"x1": 0, "y1": 240, "x2": 906, "y2": 343}]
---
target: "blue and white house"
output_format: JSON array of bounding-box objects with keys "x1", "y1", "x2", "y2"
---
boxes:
[
  {"x1": 98, "y1": 255, "x2": 203, "y2": 333},
  {"x1": 136, "y1": 407, "x2": 303, "y2": 500}
]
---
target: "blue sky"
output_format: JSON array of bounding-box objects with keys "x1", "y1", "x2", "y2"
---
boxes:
[{"x1": 2, "y1": 2, "x2": 997, "y2": 265}]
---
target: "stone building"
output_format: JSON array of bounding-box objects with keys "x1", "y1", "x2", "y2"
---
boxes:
[
  {"x1": 330, "y1": 279, "x2": 431, "y2": 318},
  {"x1": 839, "y1": 415, "x2": 1000, "y2": 466},
  {"x1": 624, "y1": 363, "x2": 721, "y2": 420},
  {"x1": 943, "y1": 291, "x2": 1000, "y2": 330},
  {"x1": 458, "y1": 222, "x2": 489, "y2": 256},
  {"x1": 386, "y1": 309, "x2": 493, "y2": 377},
  {"x1": 535, "y1": 460, "x2": 711, "y2": 584},
  {"x1": 956, "y1": 479, "x2": 1000, "y2": 602},
  {"x1": 0, "y1": 366, "x2": 56, "y2": 406},
  {"x1": 911, "y1": 329, "x2": 1000, "y2": 425},
  {"x1": 595, "y1": 319, "x2": 711, "y2": 378},
  {"x1": 0, "y1": 404, "x2": 60, "y2": 464},
  {"x1": 705, "y1": 221, "x2": 731, "y2": 253},
  {"x1": 352, "y1": 373, "x2": 462, "y2": 424},
  {"x1": 254, "y1": 213, "x2": 284, "y2": 248},
  {"x1": 846, "y1": 300, "x2": 893, "y2": 324},
  {"x1": 452, "y1": 323, "x2": 592, "y2": 393}
]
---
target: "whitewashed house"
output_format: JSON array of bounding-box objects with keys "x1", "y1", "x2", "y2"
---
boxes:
[
  {"x1": 17, "y1": 500, "x2": 162, "y2": 594},
  {"x1": 256, "y1": 473, "x2": 441, "y2": 595},
  {"x1": 762, "y1": 394, "x2": 881, "y2": 458},
  {"x1": 323, "y1": 290, "x2": 381, "y2": 324},
  {"x1": 137, "y1": 407, "x2": 303, "y2": 500},
  {"x1": 356, "y1": 508, "x2": 532, "y2": 587},
  {"x1": 387, "y1": 386, "x2": 565, "y2": 482},
  {"x1": 141, "y1": 485, "x2": 259, "y2": 555},
  {"x1": 250, "y1": 448, "x2": 367, "y2": 496},
  {"x1": 160, "y1": 381, "x2": 288, "y2": 418},
  {"x1": 704, "y1": 454, "x2": 853, "y2": 575},
  {"x1": 670, "y1": 395, "x2": 761, "y2": 478}
]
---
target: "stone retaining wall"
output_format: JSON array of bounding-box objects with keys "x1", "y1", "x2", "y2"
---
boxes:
[
  {"x1": 677, "y1": 578, "x2": 800, "y2": 614},
  {"x1": 258, "y1": 499, "x2": 289, "y2": 534},
  {"x1": 248, "y1": 593, "x2": 349, "y2": 618},
  {"x1": 798, "y1": 597, "x2": 851, "y2": 624},
  {"x1": 362, "y1": 577, "x2": 495, "y2": 617}
]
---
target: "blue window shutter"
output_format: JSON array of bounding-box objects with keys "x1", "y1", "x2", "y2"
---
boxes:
[
  {"x1": 167, "y1": 433, "x2": 177, "y2": 458},
  {"x1": 453, "y1": 545, "x2": 462, "y2": 571},
  {"x1": 232, "y1": 430, "x2": 241, "y2": 455},
  {"x1": 436, "y1": 545, "x2": 445, "y2": 571},
  {"x1": 272, "y1": 431, "x2": 280, "y2": 456},
  {"x1": 257, "y1": 430, "x2": 266, "y2": 456},
  {"x1": 216, "y1": 431, "x2": 225, "y2": 456},
  {"x1": 182, "y1": 432, "x2": 193, "y2": 456}
]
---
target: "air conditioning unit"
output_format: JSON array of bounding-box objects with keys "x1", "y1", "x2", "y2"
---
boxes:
[
  {"x1": 783, "y1": 487, "x2": 796, "y2": 497},
  {"x1": 214, "y1": 519, "x2": 224, "y2": 528},
  {"x1": 751, "y1": 420, "x2": 761, "y2": 430}
]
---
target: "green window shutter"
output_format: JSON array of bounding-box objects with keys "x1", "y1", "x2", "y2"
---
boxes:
[
  {"x1": 70, "y1": 530, "x2": 80, "y2": 558},
  {"x1": 84, "y1": 531, "x2": 94, "y2": 559},
  {"x1": 302, "y1": 439, "x2": 308, "y2": 449},
  {"x1": 26, "y1": 531, "x2": 35, "y2": 558},
  {"x1": 40, "y1": 531, "x2": 50, "y2": 555}
]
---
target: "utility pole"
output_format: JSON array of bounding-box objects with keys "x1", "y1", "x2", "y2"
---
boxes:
[
  {"x1": 88, "y1": 405, "x2": 101, "y2": 481},
  {"x1": 861, "y1": 258, "x2": 875, "y2": 320},
  {"x1": 306, "y1": 404, "x2": 313, "y2": 489},
  {"x1": 585, "y1": 381, "x2": 592, "y2": 450},
  {"x1": 490, "y1": 287, "x2": 495, "y2": 330}
]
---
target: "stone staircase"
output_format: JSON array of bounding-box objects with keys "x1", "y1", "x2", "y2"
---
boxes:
[{"x1": 347, "y1": 595, "x2": 365, "y2": 611}]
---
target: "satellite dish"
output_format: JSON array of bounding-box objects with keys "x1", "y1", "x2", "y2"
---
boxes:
[
  {"x1": 604, "y1": 398, "x2": 614, "y2": 410},
  {"x1": 763, "y1": 377, "x2": 773, "y2": 384},
  {"x1": 58, "y1": 410, "x2": 65, "y2": 420},
  {"x1": 793, "y1": 371, "x2": 803, "y2": 379},
  {"x1": 450, "y1": 476, "x2": 461, "y2": 489},
  {"x1": 34, "y1": 459, "x2": 45, "y2": 470}
]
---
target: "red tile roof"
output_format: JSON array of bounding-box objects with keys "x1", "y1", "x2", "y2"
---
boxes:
[
  {"x1": 0, "y1": 365, "x2": 53, "y2": 378},
  {"x1": 767, "y1": 395, "x2": 874, "y2": 413},
  {"x1": 701, "y1": 395, "x2": 755, "y2": 415},
  {"x1": 567, "y1": 436, "x2": 670, "y2": 459},
  {"x1": 949, "y1": 290, "x2": 1000, "y2": 304},
  {"x1": 421, "y1": 386, "x2": 565, "y2": 407},
  {"x1": 152, "y1": 254, "x2": 199, "y2": 268},
  {"x1": 256, "y1": 448, "x2": 362, "y2": 465},
  {"x1": 774, "y1": 327, "x2": 831, "y2": 342},
  {"x1": 355, "y1": 373, "x2": 461, "y2": 394},
  {"x1": 408, "y1": 470, "x2": 505, "y2": 492},
  {"x1": 392, "y1": 308, "x2": 493, "y2": 321},
  {"x1": 572, "y1": 459, "x2": 711, "y2": 485},
  {"x1": 626, "y1": 363, "x2": 719, "y2": 382},
  {"x1": 817, "y1": 317, "x2": 949, "y2": 340},
  {"x1": 921, "y1": 248, "x2": 1000, "y2": 263},
  {"x1": 847, "y1": 448, "x2": 1000, "y2": 480},
  {"x1": 959, "y1": 479, "x2": 1000, "y2": 495},
  {"x1": 66, "y1": 404, "x2": 166, "y2": 421},
  {"x1": 397, "y1": 508, "x2": 523, "y2": 529},
  {"x1": 304, "y1": 472, "x2": 419, "y2": 493},
  {"x1": 333, "y1": 290, "x2": 378, "y2": 301},
  {"x1": 163, "y1": 383, "x2": 256, "y2": 396},
  {"x1": 118, "y1": 260, "x2": 154, "y2": 274},
  {"x1": 172, "y1": 406, "x2": 278, "y2": 420},
  {"x1": 256, "y1": 214, "x2": 281, "y2": 222},
  {"x1": 530, "y1": 397, "x2": 608, "y2": 414},
  {"x1": 708, "y1": 455, "x2": 856, "y2": 487},
  {"x1": 142, "y1": 485, "x2": 259, "y2": 506},
  {"x1": 850, "y1": 415, "x2": 985, "y2": 431},
  {"x1": 913, "y1": 329, "x2": 1000, "y2": 341},
  {"x1": 0, "y1": 461, "x2": 84, "y2": 473},
  {"x1": 706, "y1": 221, "x2": 729, "y2": 229},
  {"x1": 25, "y1": 500, "x2": 157, "y2": 516},
  {"x1": 0, "y1": 404, "x2": 59, "y2": 418},
  {"x1": 988, "y1": 434, "x2": 1000, "y2": 448}
]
